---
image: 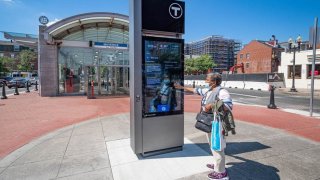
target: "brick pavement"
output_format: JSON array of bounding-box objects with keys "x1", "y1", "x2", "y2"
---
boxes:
[
  {"x1": 0, "y1": 92, "x2": 129, "y2": 158},
  {"x1": 0, "y1": 91, "x2": 319, "y2": 159}
]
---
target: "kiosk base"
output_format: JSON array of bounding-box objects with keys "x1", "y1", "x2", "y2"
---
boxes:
[{"x1": 141, "y1": 146, "x2": 182, "y2": 157}]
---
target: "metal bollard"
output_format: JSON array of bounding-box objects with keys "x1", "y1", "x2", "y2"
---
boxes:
[
  {"x1": 267, "y1": 85, "x2": 277, "y2": 109},
  {"x1": 88, "y1": 80, "x2": 96, "y2": 99},
  {"x1": 14, "y1": 81, "x2": 19, "y2": 95},
  {"x1": 26, "y1": 81, "x2": 30, "y2": 93},
  {"x1": 35, "y1": 81, "x2": 38, "y2": 91},
  {"x1": 91, "y1": 80, "x2": 95, "y2": 98},
  {"x1": 1, "y1": 82, "x2": 7, "y2": 99},
  {"x1": 192, "y1": 81, "x2": 195, "y2": 88}
]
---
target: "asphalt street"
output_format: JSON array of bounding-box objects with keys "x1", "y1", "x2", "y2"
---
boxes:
[{"x1": 228, "y1": 88, "x2": 320, "y2": 114}]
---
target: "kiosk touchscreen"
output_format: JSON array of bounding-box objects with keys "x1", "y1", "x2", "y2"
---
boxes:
[
  {"x1": 133, "y1": 36, "x2": 185, "y2": 155},
  {"x1": 142, "y1": 36, "x2": 184, "y2": 118}
]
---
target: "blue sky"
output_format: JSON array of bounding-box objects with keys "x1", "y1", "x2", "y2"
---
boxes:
[{"x1": 0, "y1": 0, "x2": 319, "y2": 44}]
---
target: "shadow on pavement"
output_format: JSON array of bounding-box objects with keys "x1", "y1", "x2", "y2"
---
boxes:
[
  {"x1": 194, "y1": 141, "x2": 280, "y2": 179},
  {"x1": 226, "y1": 141, "x2": 271, "y2": 155},
  {"x1": 225, "y1": 142, "x2": 279, "y2": 180},
  {"x1": 193, "y1": 141, "x2": 272, "y2": 156},
  {"x1": 227, "y1": 154, "x2": 280, "y2": 180}
]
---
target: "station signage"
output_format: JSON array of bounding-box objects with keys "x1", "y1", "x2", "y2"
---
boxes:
[
  {"x1": 94, "y1": 42, "x2": 128, "y2": 49},
  {"x1": 142, "y1": 0, "x2": 185, "y2": 33}
]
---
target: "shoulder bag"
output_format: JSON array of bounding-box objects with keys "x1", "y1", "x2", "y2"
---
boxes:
[{"x1": 194, "y1": 87, "x2": 221, "y2": 133}]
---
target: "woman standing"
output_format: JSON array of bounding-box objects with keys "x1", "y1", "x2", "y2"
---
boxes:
[{"x1": 184, "y1": 73, "x2": 232, "y2": 180}]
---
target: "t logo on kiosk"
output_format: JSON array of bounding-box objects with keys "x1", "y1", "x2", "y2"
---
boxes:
[{"x1": 169, "y1": 3, "x2": 183, "y2": 19}]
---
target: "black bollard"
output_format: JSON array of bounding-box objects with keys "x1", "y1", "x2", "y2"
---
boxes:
[
  {"x1": 14, "y1": 81, "x2": 19, "y2": 95},
  {"x1": 25, "y1": 81, "x2": 30, "y2": 93},
  {"x1": 1, "y1": 82, "x2": 7, "y2": 99},
  {"x1": 192, "y1": 81, "x2": 195, "y2": 88},
  {"x1": 35, "y1": 81, "x2": 38, "y2": 91},
  {"x1": 267, "y1": 85, "x2": 277, "y2": 109}
]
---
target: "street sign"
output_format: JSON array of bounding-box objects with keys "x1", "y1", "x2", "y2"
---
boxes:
[{"x1": 268, "y1": 73, "x2": 284, "y2": 82}]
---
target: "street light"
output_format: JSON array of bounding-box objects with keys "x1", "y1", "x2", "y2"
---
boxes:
[{"x1": 288, "y1": 35, "x2": 302, "y2": 92}]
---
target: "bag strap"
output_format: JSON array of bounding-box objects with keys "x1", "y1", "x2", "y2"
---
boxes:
[
  {"x1": 199, "y1": 86, "x2": 222, "y2": 113},
  {"x1": 206, "y1": 86, "x2": 222, "y2": 105}
]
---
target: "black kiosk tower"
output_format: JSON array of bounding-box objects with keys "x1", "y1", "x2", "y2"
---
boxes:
[{"x1": 130, "y1": 0, "x2": 185, "y2": 156}]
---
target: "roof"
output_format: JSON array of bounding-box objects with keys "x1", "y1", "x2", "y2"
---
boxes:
[
  {"x1": 1, "y1": 31, "x2": 38, "y2": 47},
  {"x1": 44, "y1": 12, "x2": 129, "y2": 40}
]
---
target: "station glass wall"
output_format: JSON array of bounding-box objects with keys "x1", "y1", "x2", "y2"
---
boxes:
[
  {"x1": 57, "y1": 27, "x2": 129, "y2": 94},
  {"x1": 58, "y1": 47, "x2": 129, "y2": 94}
]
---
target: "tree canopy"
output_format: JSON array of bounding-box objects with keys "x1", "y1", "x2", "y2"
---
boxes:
[
  {"x1": 184, "y1": 54, "x2": 216, "y2": 75},
  {"x1": 17, "y1": 50, "x2": 37, "y2": 72},
  {"x1": 0, "y1": 56, "x2": 14, "y2": 73}
]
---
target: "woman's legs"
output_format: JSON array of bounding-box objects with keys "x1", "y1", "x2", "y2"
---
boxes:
[{"x1": 206, "y1": 133, "x2": 226, "y2": 173}]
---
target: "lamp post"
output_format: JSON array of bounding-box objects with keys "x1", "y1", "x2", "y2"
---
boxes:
[{"x1": 288, "y1": 35, "x2": 302, "y2": 92}]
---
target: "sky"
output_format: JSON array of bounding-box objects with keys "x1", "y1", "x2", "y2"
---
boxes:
[{"x1": 0, "y1": 0, "x2": 319, "y2": 45}]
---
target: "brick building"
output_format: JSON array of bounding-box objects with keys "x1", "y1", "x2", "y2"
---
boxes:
[
  {"x1": 0, "y1": 40, "x2": 30, "y2": 58},
  {"x1": 237, "y1": 37, "x2": 283, "y2": 74},
  {"x1": 0, "y1": 40, "x2": 38, "y2": 72}
]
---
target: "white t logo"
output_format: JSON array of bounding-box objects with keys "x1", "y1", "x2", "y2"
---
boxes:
[{"x1": 169, "y1": 3, "x2": 183, "y2": 19}]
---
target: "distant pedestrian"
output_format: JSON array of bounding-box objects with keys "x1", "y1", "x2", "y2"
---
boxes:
[{"x1": 178, "y1": 73, "x2": 232, "y2": 180}]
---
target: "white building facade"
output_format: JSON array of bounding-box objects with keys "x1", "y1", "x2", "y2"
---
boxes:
[{"x1": 279, "y1": 49, "x2": 320, "y2": 89}]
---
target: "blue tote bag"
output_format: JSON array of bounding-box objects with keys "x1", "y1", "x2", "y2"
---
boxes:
[{"x1": 211, "y1": 113, "x2": 223, "y2": 151}]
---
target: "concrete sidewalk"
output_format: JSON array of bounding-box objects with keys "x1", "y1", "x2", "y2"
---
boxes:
[
  {"x1": 0, "y1": 113, "x2": 319, "y2": 180},
  {"x1": 277, "y1": 87, "x2": 320, "y2": 98}
]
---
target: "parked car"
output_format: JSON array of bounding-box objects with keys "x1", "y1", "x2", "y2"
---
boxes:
[
  {"x1": 4, "y1": 77, "x2": 13, "y2": 82},
  {"x1": 0, "y1": 77, "x2": 13, "y2": 87},
  {"x1": 7, "y1": 78, "x2": 31, "y2": 89},
  {"x1": 28, "y1": 77, "x2": 39, "y2": 85}
]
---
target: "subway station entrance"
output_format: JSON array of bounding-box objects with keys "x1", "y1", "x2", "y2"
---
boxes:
[
  {"x1": 58, "y1": 47, "x2": 129, "y2": 97},
  {"x1": 86, "y1": 65, "x2": 129, "y2": 97},
  {"x1": 38, "y1": 12, "x2": 129, "y2": 97}
]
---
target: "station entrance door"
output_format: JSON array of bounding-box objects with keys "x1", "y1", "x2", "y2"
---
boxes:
[{"x1": 86, "y1": 65, "x2": 129, "y2": 98}]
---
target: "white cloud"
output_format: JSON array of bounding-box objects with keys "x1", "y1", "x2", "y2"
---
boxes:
[
  {"x1": 1, "y1": 0, "x2": 14, "y2": 3},
  {"x1": 1, "y1": 0, "x2": 16, "y2": 6},
  {"x1": 47, "y1": 18, "x2": 60, "y2": 26}
]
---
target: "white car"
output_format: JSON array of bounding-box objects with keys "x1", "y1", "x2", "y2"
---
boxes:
[{"x1": 28, "y1": 77, "x2": 39, "y2": 85}]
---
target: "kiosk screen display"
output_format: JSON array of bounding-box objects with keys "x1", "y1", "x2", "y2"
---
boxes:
[{"x1": 142, "y1": 36, "x2": 184, "y2": 117}]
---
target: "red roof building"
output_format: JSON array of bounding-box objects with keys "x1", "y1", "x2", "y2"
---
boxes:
[{"x1": 237, "y1": 36, "x2": 283, "y2": 74}]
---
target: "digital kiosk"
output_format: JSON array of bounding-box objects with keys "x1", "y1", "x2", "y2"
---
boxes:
[{"x1": 130, "y1": 0, "x2": 185, "y2": 156}]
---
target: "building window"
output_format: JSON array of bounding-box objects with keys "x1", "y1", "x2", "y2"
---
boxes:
[
  {"x1": 240, "y1": 54, "x2": 243, "y2": 59},
  {"x1": 287, "y1": 65, "x2": 302, "y2": 79},
  {"x1": 246, "y1": 53, "x2": 250, "y2": 59},
  {"x1": 245, "y1": 62, "x2": 249, "y2": 68},
  {"x1": 11, "y1": 54, "x2": 15, "y2": 58},
  {"x1": 306, "y1": 64, "x2": 320, "y2": 79},
  {"x1": 0, "y1": 53, "x2": 3, "y2": 57}
]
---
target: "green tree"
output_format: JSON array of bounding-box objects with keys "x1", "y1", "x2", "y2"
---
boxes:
[
  {"x1": 0, "y1": 56, "x2": 14, "y2": 73},
  {"x1": 194, "y1": 54, "x2": 217, "y2": 74},
  {"x1": 17, "y1": 50, "x2": 37, "y2": 72},
  {"x1": 184, "y1": 58, "x2": 196, "y2": 75},
  {"x1": 185, "y1": 55, "x2": 216, "y2": 75}
]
